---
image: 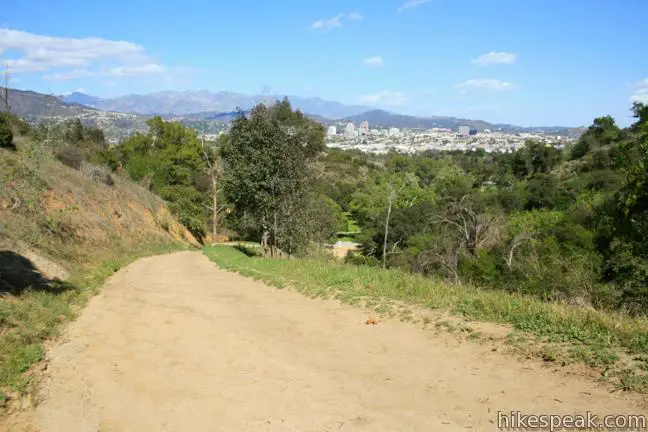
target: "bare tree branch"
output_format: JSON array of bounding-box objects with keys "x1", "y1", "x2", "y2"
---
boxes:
[
  {"x1": 201, "y1": 137, "x2": 223, "y2": 241},
  {"x1": 1, "y1": 62, "x2": 10, "y2": 113},
  {"x1": 506, "y1": 232, "x2": 534, "y2": 269}
]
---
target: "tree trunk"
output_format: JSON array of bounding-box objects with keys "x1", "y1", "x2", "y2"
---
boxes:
[
  {"x1": 1, "y1": 68, "x2": 10, "y2": 113},
  {"x1": 210, "y1": 172, "x2": 218, "y2": 240},
  {"x1": 382, "y1": 188, "x2": 393, "y2": 269},
  {"x1": 201, "y1": 136, "x2": 219, "y2": 242},
  {"x1": 271, "y1": 210, "x2": 279, "y2": 258}
]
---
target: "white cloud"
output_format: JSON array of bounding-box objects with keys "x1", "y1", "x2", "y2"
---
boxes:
[
  {"x1": 106, "y1": 64, "x2": 167, "y2": 76},
  {"x1": 359, "y1": 91, "x2": 407, "y2": 107},
  {"x1": 311, "y1": 12, "x2": 363, "y2": 31},
  {"x1": 472, "y1": 52, "x2": 516, "y2": 66},
  {"x1": 0, "y1": 27, "x2": 177, "y2": 83},
  {"x1": 0, "y1": 28, "x2": 150, "y2": 74},
  {"x1": 455, "y1": 79, "x2": 518, "y2": 93},
  {"x1": 398, "y1": 0, "x2": 433, "y2": 13},
  {"x1": 311, "y1": 14, "x2": 344, "y2": 31},
  {"x1": 630, "y1": 78, "x2": 648, "y2": 104},
  {"x1": 43, "y1": 69, "x2": 96, "y2": 81},
  {"x1": 362, "y1": 56, "x2": 383, "y2": 68}
]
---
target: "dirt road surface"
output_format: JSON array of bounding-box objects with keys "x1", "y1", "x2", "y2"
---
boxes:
[{"x1": 20, "y1": 251, "x2": 646, "y2": 431}]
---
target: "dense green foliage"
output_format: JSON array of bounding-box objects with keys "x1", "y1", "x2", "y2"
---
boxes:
[
  {"x1": 0, "y1": 113, "x2": 16, "y2": 149},
  {"x1": 221, "y1": 99, "x2": 339, "y2": 255},
  {"x1": 318, "y1": 103, "x2": 648, "y2": 315},
  {"x1": 87, "y1": 100, "x2": 648, "y2": 315},
  {"x1": 95, "y1": 99, "x2": 342, "y2": 249},
  {"x1": 94, "y1": 116, "x2": 215, "y2": 239}
]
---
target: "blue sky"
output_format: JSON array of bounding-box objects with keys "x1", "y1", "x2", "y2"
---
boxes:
[{"x1": 2, "y1": 0, "x2": 647, "y2": 126}]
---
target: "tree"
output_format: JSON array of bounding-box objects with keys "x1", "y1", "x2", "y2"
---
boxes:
[
  {"x1": 382, "y1": 178, "x2": 398, "y2": 269},
  {"x1": 433, "y1": 195, "x2": 503, "y2": 258},
  {"x1": 600, "y1": 103, "x2": 648, "y2": 313},
  {"x1": 201, "y1": 137, "x2": 225, "y2": 241},
  {"x1": 0, "y1": 114, "x2": 13, "y2": 149},
  {"x1": 98, "y1": 116, "x2": 210, "y2": 239},
  {"x1": 221, "y1": 99, "x2": 326, "y2": 256},
  {"x1": 570, "y1": 115, "x2": 622, "y2": 160}
]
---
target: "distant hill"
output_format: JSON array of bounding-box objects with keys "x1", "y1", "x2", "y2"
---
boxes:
[
  {"x1": 62, "y1": 90, "x2": 371, "y2": 119},
  {"x1": 61, "y1": 91, "x2": 102, "y2": 107},
  {"x1": 183, "y1": 109, "x2": 328, "y2": 124},
  {"x1": 8, "y1": 89, "x2": 98, "y2": 121},
  {"x1": 340, "y1": 110, "x2": 489, "y2": 131},
  {"x1": 7, "y1": 88, "x2": 151, "y2": 141},
  {"x1": 11, "y1": 87, "x2": 579, "y2": 138}
]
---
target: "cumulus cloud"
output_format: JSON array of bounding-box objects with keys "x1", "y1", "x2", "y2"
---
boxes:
[
  {"x1": 398, "y1": 0, "x2": 433, "y2": 13},
  {"x1": 106, "y1": 64, "x2": 167, "y2": 76},
  {"x1": 630, "y1": 78, "x2": 648, "y2": 104},
  {"x1": 455, "y1": 79, "x2": 518, "y2": 93},
  {"x1": 0, "y1": 27, "x2": 176, "y2": 82},
  {"x1": 472, "y1": 52, "x2": 516, "y2": 66},
  {"x1": 362, "y1": 56, "x2": 383, "y2": 68},
  {"x1": 0, "y1": 28, "x2": 150, "y2": 73},
  {"x1": 359, "y1": 91, "x2": 407, "y2": 107},
  {"x1": 311, "y1": 12, "x2": 363, "y2": 31}
]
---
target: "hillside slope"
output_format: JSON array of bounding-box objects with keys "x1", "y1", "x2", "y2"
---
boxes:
[
  {"x1": 0, "y1": 136, "x2": 198, "y2": 264},
  {"x1": 0, "y1": 132, "x2": 198, "y2": 415}
]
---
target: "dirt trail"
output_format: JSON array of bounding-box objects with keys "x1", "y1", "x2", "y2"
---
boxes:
[{"x1": 18, "y1": 251, "x2": 646, "y2": 431}]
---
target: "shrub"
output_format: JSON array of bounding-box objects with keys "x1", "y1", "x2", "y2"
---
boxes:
[
  {"x1": 0, "y1": 112, "x2": 30, "y2": 136},
  {"x1": 81, "y1": 163, "x2": 115, "y2": 187},
  {"x1": 55, "y1": 146, "x2": 84, "y2": 170},
  {"x1": 0, "y1": 119, "x2": 14, "y2": 150}
]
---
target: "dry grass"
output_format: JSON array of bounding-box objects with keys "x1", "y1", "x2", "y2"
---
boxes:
[{"x1": 0, "y1": 137, "x2": 193, "y2": 403}]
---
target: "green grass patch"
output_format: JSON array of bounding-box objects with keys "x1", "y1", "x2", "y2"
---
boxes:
[
  {"x1": 341, "y1": 212, "x2": 361, "y2": 234},
  {"x1": 204, "y1": 245, "x2": 648, "y2": 389},
  {"x1": 0, "y1": 239, "x2": 185, "y2": 397}
]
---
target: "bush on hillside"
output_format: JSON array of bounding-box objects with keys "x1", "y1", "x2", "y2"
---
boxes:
[
  {"x1": 55, "y1": 146, "x2": 84, "y2": 170},
  {"x1": 0, "y1": 112, "x2": 30, "y2": 137},
  {"x1": 81, "y1": 163, "x2": 115, "y2": 187},
  {"x1": 0, "y1": 116, "x2": 14, "y2": 150}
]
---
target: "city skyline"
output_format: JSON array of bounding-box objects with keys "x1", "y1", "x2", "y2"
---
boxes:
[{"x1": 2, "y1": 0, "x2": 647, "y2": 127}]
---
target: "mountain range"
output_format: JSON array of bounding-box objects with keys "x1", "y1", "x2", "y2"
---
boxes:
[
  {"x1": 4, "y1": 88, "x2": 581, "y2": 138},
  {"x1": 62, "y1": 90, "x2": 371, "y2": 119},
  {"x1": 60, "y1": 90, "x2": 578, "y2": 134},
  {"x1": 8, "y1": 89, "x2": 98, "y2": 120}
]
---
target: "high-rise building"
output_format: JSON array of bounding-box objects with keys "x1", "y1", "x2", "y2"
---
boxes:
[
  {"x1": 327, "y1": 126, "x2": 337, "y2": 136},
  {"x1": 345, "y1": 122, "x2": 356, "y2": 136},
  {"x1": 458, "y1": 125, "x2": 470, "y2": 137},
  {"x1": 360, "y1": 121, "x2": 369, "y2": 135},
  {"x1": 389, "y1": 127, "x2": 400, "y2": 136}
]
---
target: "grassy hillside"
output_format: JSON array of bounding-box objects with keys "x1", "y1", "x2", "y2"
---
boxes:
[
  {"x1": 0, "y1": 132, "x2": 198, "y2": 407},
  {"x1": 204, "y1": 245, "x2": 648, "y2": 393}
]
